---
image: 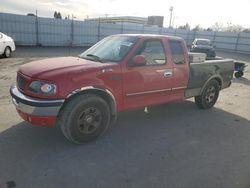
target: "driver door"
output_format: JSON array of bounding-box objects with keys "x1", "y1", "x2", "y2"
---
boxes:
[{"x1": 122, "y1": 39, "x2": 174, "y2": 110}]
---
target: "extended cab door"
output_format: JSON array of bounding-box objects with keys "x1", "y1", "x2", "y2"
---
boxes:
[
  {"x1": 168, "y1": 40, "x2": 189, "y2": 101},
  {"x1": 122, "y1": 38, "x2": 175, "y2": 110}
]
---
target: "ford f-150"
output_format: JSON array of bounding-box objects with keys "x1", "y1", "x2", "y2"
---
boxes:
[{"x1": 10, "y1": 34, "x2": 234, "y2": 144}]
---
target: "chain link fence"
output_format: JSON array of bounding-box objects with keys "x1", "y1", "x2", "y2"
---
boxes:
[{"x1": 0, "y1": 12, "x2": 250, "y2": 53}]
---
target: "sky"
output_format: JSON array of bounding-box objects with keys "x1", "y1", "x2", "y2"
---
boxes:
[{"x1": 1, "y1": 0, "x2": 250, "y2": 28}]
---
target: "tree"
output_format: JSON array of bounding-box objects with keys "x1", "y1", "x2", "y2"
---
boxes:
[
  {"x1": 226, "y1": 24, "x2": 243, "y2": 32},
  {"x1": 211, "y1": 22, "x2": 224, "y2": 31},
  {"x1": 210, "y1": 22, "x2": 244, "y2": 32},
  {"x1": 57, "y1": 12, "x2": 62, "y2": 19},
  {"x1": 54, "y1": 11, "x2": 62, "y2": 19},
  {"x1": 27, "y1": 13, "x2": 36, "y2": 17},
  {"x1": 192, "y1": 24, "x2": 203, "y2": 31},
  {"x1": 54, "y1": 11, "x2": 58, "y2": 19},
  {"x1": 243, "y1": 28, "x2": 250, "y2": 33},
  {"x1": 178, "y1": 23, "x2": 190, "y2": 30}
]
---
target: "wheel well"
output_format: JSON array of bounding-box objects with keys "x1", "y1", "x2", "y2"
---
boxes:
[
  {"x1": 5, "y1": 46, "x2": 11, "y2": 51},
  {"x1": 200, "y1": 77, "x2": 222, "y2": 95},
  {"x1": 59, "y1": 89, "x2": 117, "y2": 118},
  {"x1": 213, "y1": 77, "x2": 222, "y2": 88}
]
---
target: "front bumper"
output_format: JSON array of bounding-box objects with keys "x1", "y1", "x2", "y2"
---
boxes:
[{"x1": 10, "y1": 85, "x2": 64, "y2": 126}]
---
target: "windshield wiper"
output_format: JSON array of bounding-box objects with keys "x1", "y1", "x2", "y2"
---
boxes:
[{"x1": 85, "y1": 54, "x2": 104, "y2": 63}]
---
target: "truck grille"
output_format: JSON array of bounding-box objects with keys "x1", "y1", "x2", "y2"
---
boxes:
[{"x1": 17, "y1": 74, "x2": 27, "y2": 90}]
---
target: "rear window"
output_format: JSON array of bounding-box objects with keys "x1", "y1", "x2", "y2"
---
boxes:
[
  {"x1": 169, "y1": 40, "x2": 185, "y2": 64},
  {"x1": 196, "y1": 40, "x2": 211, "y2": 45}
]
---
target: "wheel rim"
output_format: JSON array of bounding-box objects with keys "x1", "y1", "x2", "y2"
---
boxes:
[
  {"x1": 5, "y1": 48, "x2": 11, "y2": 57},
  {"x1": 205, "y1": 86, "x2": 216, "y2": 103},
  {"x1": 77, "y1": 107, "x2": 102, "y2": 134}
]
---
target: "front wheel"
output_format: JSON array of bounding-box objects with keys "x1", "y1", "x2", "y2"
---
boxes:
[
  {"x1": 58, "y1": 94, "x2": 111, "y2": 144},
  {"x1": 195, "y1": 80, "x2": 220, "y2": 109},
  {"x1": 3, "y1": 47, "x2": 11, "y2": 58}
]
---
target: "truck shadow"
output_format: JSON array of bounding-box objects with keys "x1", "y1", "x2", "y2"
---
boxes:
[
  {"x1": 1, "y1": 100, "x2": 250, "y2": 187},
  {"x1": 232, "y1": 77, "x2": 250, "y2": 86}
]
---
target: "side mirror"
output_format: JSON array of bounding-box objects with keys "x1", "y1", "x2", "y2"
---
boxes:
[{"x1": 132, "y1": 55, "x2": 146, "y2": 66}]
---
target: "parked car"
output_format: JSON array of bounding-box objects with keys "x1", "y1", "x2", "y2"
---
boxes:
[
  {"x1": 0, "y1": 32, "x2": 15, "y2": 58},
  {"x1": 234, "y1": 61, "x2": 247, "y2": 78},
  {"x1": 10, "y1": 34, "x2": 234, "y2": 144},
  {"x1": 190, "y1": 38, "x2": 216, "y2": 59}
]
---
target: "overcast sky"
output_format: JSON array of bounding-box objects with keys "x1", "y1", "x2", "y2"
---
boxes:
[{"x1": 1, "y1": 0, "x2": 250, "y2": 28}]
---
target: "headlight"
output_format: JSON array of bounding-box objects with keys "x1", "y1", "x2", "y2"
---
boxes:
[{"x1": 29, "y1": 81, "x2": 57, "y2": 95}]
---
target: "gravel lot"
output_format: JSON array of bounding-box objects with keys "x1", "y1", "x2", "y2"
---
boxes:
[{"x1": 0, "y1": 47, "x2": 250, "y2": 188}]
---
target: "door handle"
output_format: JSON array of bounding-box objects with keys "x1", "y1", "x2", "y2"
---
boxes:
[
  {"x1": 164, "y1": 71, "x2": 173, "y2": 77},
  {"x1": 102, "y1": 68, "x2": 114, "y2": 73}
]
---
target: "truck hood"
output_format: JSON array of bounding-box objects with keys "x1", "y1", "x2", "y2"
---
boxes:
[{"x1": 19, "y1": 57, "x2": 104, "y2": 78}]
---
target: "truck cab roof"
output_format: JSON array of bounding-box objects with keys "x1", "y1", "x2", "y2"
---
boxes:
[{"x1": 110, "y1": 34, "x2": 183, "y2": 41}]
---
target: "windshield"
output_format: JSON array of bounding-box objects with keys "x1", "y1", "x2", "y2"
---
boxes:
[
  {"x1": 196, "y1": 40, "x2": 211, "y2": 46},
  {"x1": 80, "y1": 36, "x2": 138, "y2": 63}
]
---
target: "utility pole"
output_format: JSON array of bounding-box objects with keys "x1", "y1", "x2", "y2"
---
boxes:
[
  {"x1": 172, "y1": 16, "x2": 178, "y2": 29},
  {"x1": 169, "y1": 6, "x2": 173, "y2": 28},
  {"x1": 98, "y1": 17, "x2": 101, "y2": 41},
  {"x1": 71, "y1": 14, "x2": 76, "y2": 46},
  {"x1": 105, "y1": 14, "x2": 108, "y2": 23},
  {"x1": 35, "y1": 10, "x2": 39, "y2": 46}
]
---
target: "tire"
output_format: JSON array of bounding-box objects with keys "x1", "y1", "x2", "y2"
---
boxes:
[
  {"x1": 3, "y1": 47, "x2": 11, "y2": 58},
  {"x1": 212, "y1": 51, "x2": 216, "y2": 58},
  {"x1": 234, "y1": 71, "x2": 243, "y2": 78},
  {"x1": 240, "y1": 71, "x2": 244, "y2": 77},
  {"x1": 58, "y1": 94, "x2": 111, "y2": 144},
  {"x1": 195, "y1": 80, "x2": 220, "y2": 109}
]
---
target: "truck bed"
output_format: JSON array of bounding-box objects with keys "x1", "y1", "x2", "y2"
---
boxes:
[{"x1": 185, "y1": 59, "x2": 234, "y2": 98}]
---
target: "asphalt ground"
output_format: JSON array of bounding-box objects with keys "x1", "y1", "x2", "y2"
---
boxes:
[{"x1": 0, "y1": 47, "x2": 250, "y2": 188}]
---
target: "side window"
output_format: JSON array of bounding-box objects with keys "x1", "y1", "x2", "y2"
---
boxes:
[
  {"x1": 136, "y1": 40, "x2": 166, "y2": 65},
  {"x1": 169, "y1": 40, "x2": 185, "y2": 64}
]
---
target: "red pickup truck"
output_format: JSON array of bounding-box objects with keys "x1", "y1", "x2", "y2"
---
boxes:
[{"x1": 10, "y1": 34, "x2": 234, "y2": 144}]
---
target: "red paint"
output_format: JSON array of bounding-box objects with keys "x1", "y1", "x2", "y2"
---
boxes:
[
  {"x1": 121, "y1": 36, "x2": 189, "y2": 110},
  {"x1": 15, "y1": 35, "x2": 190, "y2": 126},
  {"x1": 17, "y1": 110, "x2": 56, "y2": 127}
]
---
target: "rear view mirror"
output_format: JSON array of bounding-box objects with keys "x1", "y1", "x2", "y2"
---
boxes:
[{"x1": 132, "y1": 55, "x2": 146, "y2": 66}]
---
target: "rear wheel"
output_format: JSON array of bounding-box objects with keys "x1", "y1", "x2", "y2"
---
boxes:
[
  {"x1": 195, "y1": 80, "x2": 220, "y2": 109},
  {"x1": 3, "y1": 47, "x2": 11, "y2": 58},
  {"x1": 58, "y1": 94, "x2": 110, "y2": 144}
]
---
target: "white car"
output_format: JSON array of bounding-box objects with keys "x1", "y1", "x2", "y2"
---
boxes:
[{"x1": 0, "y1": 32, "x2": 15, "y2": 58}]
